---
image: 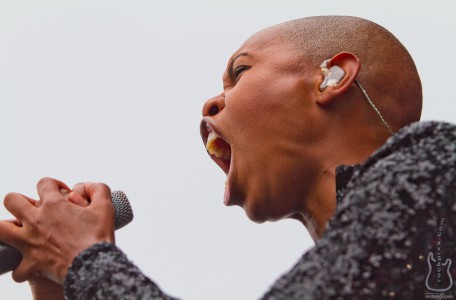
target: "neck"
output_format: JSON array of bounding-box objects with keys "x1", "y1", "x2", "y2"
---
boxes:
[
  {"x1": 296, "y1": 166, "x2": 337, "y2": 241},
  {"x1": 297, "y1": 128, "x2": 384, "y2": 241}
]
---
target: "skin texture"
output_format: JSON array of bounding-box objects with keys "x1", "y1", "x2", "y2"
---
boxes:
[
  {"x1": 201, "y1": 17, "x2": 422, "y2": 240},
  {"x1": 201, "y1": 35, "x2": 367, "y2": 239},
  {"x1": 274, "y1": 16, "x2": 422, "y2": 129},
  {"x1": 28, "y1": 278, "x2": 64, "y2": 300},
  {"x1": 27, "y1": 183, "x2": 91, "y2": 300},
  {"x1": 0, "y1": 15, "x2": 422, "y2": 296},
  {"x1": 0, "y1": 178, "x2": 114, "y2": 292}
]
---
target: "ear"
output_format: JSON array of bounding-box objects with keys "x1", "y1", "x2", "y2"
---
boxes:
[{"x1": 316, "y1": 52, "x2": 361, "y2": 106}]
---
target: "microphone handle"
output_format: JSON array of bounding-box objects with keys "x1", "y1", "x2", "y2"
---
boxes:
[
  {"x1": 0, "y1": 242, "x2": 22, "y2": 275},
  {"x1": 0, "y1": 190, "x2": 133, "y2": 275}
]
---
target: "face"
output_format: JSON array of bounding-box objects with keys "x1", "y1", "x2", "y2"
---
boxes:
[{"x1": 200, "y1": 28, "x2": 324, "y2": 223}]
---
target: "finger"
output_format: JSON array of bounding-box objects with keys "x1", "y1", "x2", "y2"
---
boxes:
[
  {"x1": 3, "y1": 193, "x2": 36, "y2": 222},
  {"x1": 68, "y1": 191, "x2": 89, "y2": 207},
  {"x1": 36, "y1": 177, "x2": 70, "y2": 203},
  {"x1": 72, "y1": 182, "x2": 90, "y2": 202},
  {"x1": 83, "y1": 182, "x2": 112, "y2": 208},
  {"x1": 69, "y1": 182, "x2": 90, "y2": 207},
  {"x1": 22, "y1": 195, "x2": 39, "y2": 207},
  {"x1": 0, "y1": 220, "x2": 23, "y2": 249},
  {"x1": 59, "y1": 188, "x2": 71, "y2": 197},
  {"x1": 83, "y1": 182, "x2": 115, "y2": 242}
]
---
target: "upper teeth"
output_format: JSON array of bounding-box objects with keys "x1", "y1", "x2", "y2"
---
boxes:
[
  {"x1": 207, "y1": 130, "x2": 218, "y2": 146},
  {"x1": 206, "y1": 131, "x2": 231, "y2": 160}
]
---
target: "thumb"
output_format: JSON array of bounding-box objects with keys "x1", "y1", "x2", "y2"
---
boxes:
[{"x1": 11, "y1": 259, "x2": 34, "y2": 283}]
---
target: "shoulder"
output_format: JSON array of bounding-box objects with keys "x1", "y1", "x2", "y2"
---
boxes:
[
  {"x1": 363, "y1": 121, "x2": 456, "y2": 174},
  {"x1": 328, "y1": 121, "x2": 456, "y2": 277},
  {"x1": 328, "y1": 121, "x2": 456, "y2": 274},
  {"x1": 343, "y1": 121, "x2": 456, "y2": 206},
  {"x1": 264, "y1": 122, "x2": 456, "y2": 299}
]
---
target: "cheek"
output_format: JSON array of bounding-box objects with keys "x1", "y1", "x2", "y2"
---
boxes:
[{"x1": 224, "y1": 73, "x2": 305, "y2": 139}]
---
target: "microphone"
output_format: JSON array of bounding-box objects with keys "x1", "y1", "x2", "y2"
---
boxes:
[{"x1": 0, "y1": 190, "x2": 133, "y2": 275}]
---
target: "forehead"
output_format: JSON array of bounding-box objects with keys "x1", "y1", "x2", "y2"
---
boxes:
[
  {"x1": 231, "y1": 27, "x2": 282, "y2": 60},
  {"x1": 224, "y1": 27, "x2": 303, "y2": 76}
]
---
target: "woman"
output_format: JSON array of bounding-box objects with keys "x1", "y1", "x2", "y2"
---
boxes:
[{"x1": 1, "y1": 16, "x2": 455, "y2": 299}]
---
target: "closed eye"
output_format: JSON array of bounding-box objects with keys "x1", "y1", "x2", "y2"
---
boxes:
[{"x1": 234, "y1": 65, "x2": 250, "y2": 82}]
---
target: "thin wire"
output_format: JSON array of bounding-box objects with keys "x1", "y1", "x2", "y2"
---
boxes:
[{"x1": 355, "y1": 79, "x2": 394, "y2": 135}]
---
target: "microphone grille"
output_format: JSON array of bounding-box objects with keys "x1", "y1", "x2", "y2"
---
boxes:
[{"x1": 111, "y1": 190, "x2": 134, "y2": 230}]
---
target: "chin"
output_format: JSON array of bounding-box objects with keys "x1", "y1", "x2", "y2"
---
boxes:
[
  {"x1": 242, "y1": 197, "x2": 283, "y2": 224},
  {"x1": 245, "y1": 211, "x2": 269, "y2": 224}
]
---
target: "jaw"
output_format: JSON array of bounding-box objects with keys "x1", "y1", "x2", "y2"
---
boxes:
[
  {"x1": 200, "y1": 118, "x2": 237, "y2": 205},
  {"x1": 199, "y1": 114, "x2": 326, "y2": 222}
]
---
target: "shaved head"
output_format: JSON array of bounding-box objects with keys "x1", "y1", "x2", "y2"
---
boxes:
[
  {"x1": 201, "y1": 16, "x2": 423, "y2": 231},
  {"x1": 270, "y1": 16, "x2": 422, "y2": 129}
]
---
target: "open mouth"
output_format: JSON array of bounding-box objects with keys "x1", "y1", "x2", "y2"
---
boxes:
[{"x1": 200, "y1": 119, "x2": 232, "y2": 175}]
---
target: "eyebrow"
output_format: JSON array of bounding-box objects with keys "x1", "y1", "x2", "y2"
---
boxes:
[{"x1": 228, "y1": 52, "x2": 249, "y2": 82}]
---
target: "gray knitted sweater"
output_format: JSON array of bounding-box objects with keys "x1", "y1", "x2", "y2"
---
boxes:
[{"x1": 63, "y1": 121, "x2": 456, "y2": 299}]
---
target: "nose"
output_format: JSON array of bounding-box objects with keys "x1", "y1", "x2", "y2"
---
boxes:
[{"x1": 202, "y1": 93, "x2": 225, "y2": 117}]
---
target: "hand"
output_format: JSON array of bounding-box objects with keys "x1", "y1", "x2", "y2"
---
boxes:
[
  {"x1": 0, "y1": 177, "x2": 115, "y2": 284},
  {"x1": 27, "y1": 182, "x2": 93, "y2": 300}
]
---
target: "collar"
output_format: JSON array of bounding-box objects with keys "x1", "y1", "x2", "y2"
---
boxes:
[
  {"x1": 334, "y1": 122, "x2": 455, "y2": 206},
  {"x1": 335, "y1": 164, "x2": 360, "y2": 205}
]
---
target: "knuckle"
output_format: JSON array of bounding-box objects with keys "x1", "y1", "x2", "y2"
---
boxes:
[
  {"x1": 88, "y1": 182, "x2": 111, "y2": 195},
  {"x1": 37, "y1": 177, "x2": 52, "y2": 186},
  {"x1": 37, "y1": 177, "x2": 55, "y2": 193},
  {"x1": 42, "y1": 197, "x2": 60, "y2": 208},
  {"x1": 98, "y1": 183, "x2": 111, "y2": 193}
]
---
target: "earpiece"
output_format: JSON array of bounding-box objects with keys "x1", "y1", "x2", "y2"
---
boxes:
[{"x1": 319, "y1": 59, "x2": 345, "y2": 91}]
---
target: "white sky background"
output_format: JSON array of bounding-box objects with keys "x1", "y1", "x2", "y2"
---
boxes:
[{"x1": 0, "y1": 0, "x2": 455, "y2": 299}]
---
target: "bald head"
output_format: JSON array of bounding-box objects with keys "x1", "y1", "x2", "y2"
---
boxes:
[
  {"x1": 201, "y1": 16, "x2": 423, "y2": 228},
  {"x1": 269, "y1": 16, "x2": 422, "y2": 130}
]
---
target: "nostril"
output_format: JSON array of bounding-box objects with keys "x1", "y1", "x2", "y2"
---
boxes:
[{"x1": 209, "y1": 105, "x2": 219, "y2": 116}]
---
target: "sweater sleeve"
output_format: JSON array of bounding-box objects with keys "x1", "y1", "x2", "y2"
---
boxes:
[{"x1": 63, "y1": 242, "x2": 180, "y2": 300}]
